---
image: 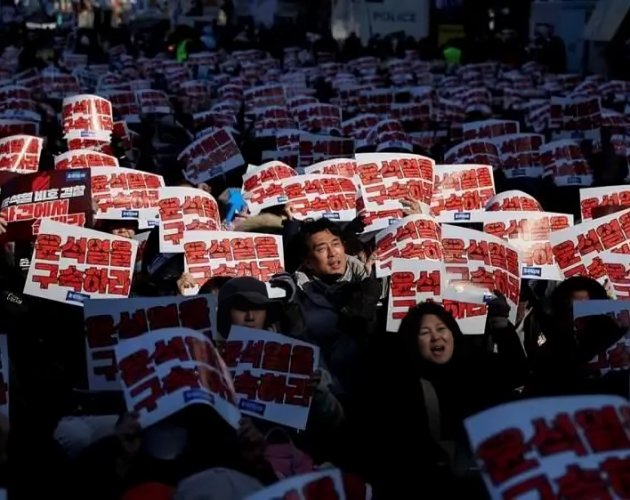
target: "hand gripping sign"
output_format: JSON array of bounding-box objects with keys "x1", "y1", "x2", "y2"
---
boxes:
[
  {"x1": 465, "y1": 395, "x2": 630, "y2": 500},
  {"x1": 224, "y1": 327, "x2": 320, "y2": 430},
  {"x1": 115, "y1": 327, "x2": 241, "y2": 429},
  {"x1": 23, "y1": 219, "x2": 138, "y2": 306}
]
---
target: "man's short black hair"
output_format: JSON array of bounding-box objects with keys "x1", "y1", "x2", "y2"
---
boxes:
[
  {"x1": 297, "y1": 218, "x2": 344, "y2": 261},
  {"x1": 550, "y1": 276, "x2": 609, "y2": 312}
]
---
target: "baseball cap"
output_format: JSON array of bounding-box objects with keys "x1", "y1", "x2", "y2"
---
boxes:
[{"x1": 217, "y1": 277, "x2": 273, "y2": 308}]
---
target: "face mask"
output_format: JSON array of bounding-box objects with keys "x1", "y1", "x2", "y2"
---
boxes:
[{"x1": 181, "y1": 284, "x2": 200, "y2": 296}]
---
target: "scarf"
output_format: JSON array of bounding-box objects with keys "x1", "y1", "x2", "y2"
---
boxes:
[{"x1": 293, "y1": 255, "x2": 367, "y2": 306}]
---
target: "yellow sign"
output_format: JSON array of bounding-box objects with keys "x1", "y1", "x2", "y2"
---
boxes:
[{"x1": 438, "y1": 24, "x2": 464, "y2": 48}]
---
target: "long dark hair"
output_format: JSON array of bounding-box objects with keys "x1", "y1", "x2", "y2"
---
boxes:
[{"x1": 397, "y1": 302, "x2": 466, "y2": 378}]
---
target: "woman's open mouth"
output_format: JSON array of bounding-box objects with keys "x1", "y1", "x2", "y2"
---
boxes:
[{"x1": 431, "y1": 346, "x2": 446, "y2": 355}]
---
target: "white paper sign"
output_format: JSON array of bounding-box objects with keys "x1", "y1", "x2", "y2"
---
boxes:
[
  {"x1": 84, "y1": 294, "x2": 218, "y2": 391},
  {"x1": 116, "y1": 327, "x2": 241, "y2": 429},
  {"x1": 24, "y1": 220, "x2": 138, "y2": 306},
  {"x1": 465, "y1": 395, "x2": 630, "y2": 500},
  {"x1": 225, "y1": 327, "x2": 320, "y2": 430}
]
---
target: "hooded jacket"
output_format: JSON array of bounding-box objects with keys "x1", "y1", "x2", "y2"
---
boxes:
[{"x1": 275, "y1": 256, "x2": 381, "y2": 399}]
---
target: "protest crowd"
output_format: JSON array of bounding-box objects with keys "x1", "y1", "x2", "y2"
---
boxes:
[{"x1": 3, "y1": 8, "x2": 630, "y2": 500}]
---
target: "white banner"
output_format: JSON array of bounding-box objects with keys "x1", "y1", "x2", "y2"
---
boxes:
[{"x1": 332, "y1": 0, "x2": 430, "y2": 43}]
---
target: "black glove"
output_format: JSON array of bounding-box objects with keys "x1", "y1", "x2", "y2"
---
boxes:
[
  {"x1": 269, "y1": 272, "x2": 298, "y2": 303},
  {"x1": 338, "y1": 276, "x2": 382, "y2": 336},
  {"x1": 487, "y1": 291, "x2": 510, "y2": 329},
  {"x1": 345, "y1": 215, "x2": 366, "y2": 235}
]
